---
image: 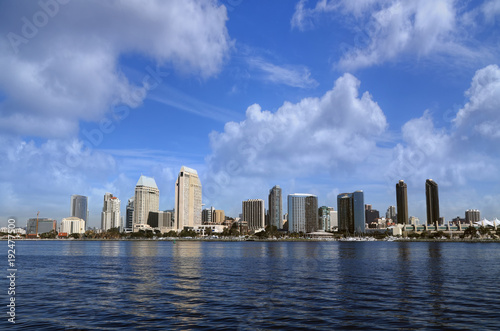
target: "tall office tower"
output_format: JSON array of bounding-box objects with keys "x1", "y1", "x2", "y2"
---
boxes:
[
  {"x1": 425, "y1": 179, "x2": 440, "y2": 225},
  {"x1": 242, "y1": 199, "x2": 265, "y2": 231},
  {"x1": 101, "y1": 193, "x2": 121, "y2": 231},
  {"x1": 337, "y1": 191, "x2": 365, "y2": 234},
  {"x1": 126, "y1": 197, "x2": 134, "y2": 229},
  {"x1": 133, "y1": 175, "x2": 160, "y2": 230},
  {"x1": 268, "y1": 185, "x2": 283, "y2": 229},
  {"x1": 71, "y1": 195, "x2": 88, "y2": 223},
  {"x1": 386, "y1": 206, "x2": 396, "y2": 222},
  {"x1": 330, "y1": 209, "x2": 338, "y2": 230},
  {"x1": 213, "y1": 210, "x2": 225, "y2": 223},
  {"x1": 287, "y1": 194, "x2": 318, "y2": 233},
  {"x1": 396, "y1": 180, "x2": 408, "y2": 224},
  {"x1": 318, "y1": 206, "x2": 333, "y2": 231},
  {"x1": 175, "y1": 166, "x2": 202, "y2": 230},
  {"x1": 465, "y1": 209, "x2": 480, "y2": 223}
]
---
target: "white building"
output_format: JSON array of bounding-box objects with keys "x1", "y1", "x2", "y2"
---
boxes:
[
  {"x1": 101, "y1": 193, "x2": 121, "y2": 231},
  {"x1": 329, "y1": 210, "x2": 338, "y2": 230},
  {"x1": 133, "y1": 175, "x2": 159, "y2": 231},
  {"x1": 60, "y1": 217, "x2": 86, "y2": 235},
  {"x1": 288, "y1": 193, "x2": 318, "y2": 233},
  {"x1": 175, "y1": 166, "x2": 202, "y2": 230}
]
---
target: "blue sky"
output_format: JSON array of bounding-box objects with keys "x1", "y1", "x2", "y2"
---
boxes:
[{"x1": 1, "y1": 0, "x2": 499, "y2": 228}]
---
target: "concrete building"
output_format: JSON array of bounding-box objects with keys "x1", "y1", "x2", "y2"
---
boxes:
[
  {"x1": 319, "y1": 206, "x2": 334, "y2": 231},
  {"x1": 71, "y1": 195, "x2": 88, "y2": 223},
  {"x1": 330, "y1": 210, "x2": 338, "y2": 230},
  {"x1": 425, "y1": 179, "x2": 440, "y2": 225},
  {"x1": 268, "y1": 185, "x2": 283, "y2": 229},
  {"x1": 337, "y1": 191, "x2": 365, "y2": 234},
  {"x1": 465, "y1": 209, "x2": 480, "y2": 223},
  {"x1": 202, "y1": 207, "x2": 215, "y2": 224},
  {"x1": 147, "y1": 210, "x2": 173, "y2": 230},
  {"x1": 26, "y1": 218, "x2": 57, "y2": 235},
  {"x1": 242, "y1": 199, "x2": 265, "y2": 231},
  {"x1": 101, "y1": 193, "x2": 121, "y2": 231},
  {"x1": 60, "y1": 217, "x2": 86, "y2": 235},
  {"x1": 288, "y1": 194, "x2": 318, "y2": 233},
  {"x1": 213, "y1": 210, "x2": 225, "y2": 223},
  {"x1": 365, "y1": 204, "x2": 380, "y2": 224},
  {"x1": 175, "y1": 166, "x2": 202, "y2": 230},
  {"x1": 125, "y1": 197, "x2": 134, "y2": 230},
  {"x1": 133, "y1": 176, "x2": 160, "y2": 231},
  {"x1": 386, "y1": 206, "x2": 396, "y2": 222},
  {"x1": 396, "y1": 180, "x2": 408, "y2": 224}
]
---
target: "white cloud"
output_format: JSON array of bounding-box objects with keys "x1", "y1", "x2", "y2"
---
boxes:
[
  {"x1": 0, "y1": 0, "x2": 231, "y2": 138},
  {"x1": 205, "y1": 73, "x2": 387, "y2": 211},
  {"x1": 246, "y1": 57, "x2": 318, "y2": 88},
  {"x1": 292, "y1": 0, "x2": 495, "y2": 70}
]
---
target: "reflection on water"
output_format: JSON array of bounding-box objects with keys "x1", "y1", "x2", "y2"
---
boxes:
[{"x1": 10, "y1": 241, "x2": 500, "y2": 330}]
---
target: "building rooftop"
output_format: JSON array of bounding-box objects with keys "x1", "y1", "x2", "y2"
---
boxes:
[
  {"x1": 180, "y1": 166, "x2": 198, "y2": 175},
  {"x1": 136, "y1": 175, "x2": 158, "y2": 189}
]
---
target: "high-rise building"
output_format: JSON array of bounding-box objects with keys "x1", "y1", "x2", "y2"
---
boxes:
[
  {"x1": 60, "y1": 217, "x2": 86, "y2": 235},
  {"x1": 386, "y1": 206, "x2": 396, "y2": 222},
  {"x1": 26, "y1": 218, "x2": 56, "y2": 235},
  {"x1": 202, "y1": 207, "x2": 215, "y2": 224},
  {"x1": 425, "y1": 179, "x2": 440, "y2": 225},
  {"x1": 71, "y1": 195, "x2": 88, "y2": 223},
  {"x1": 213, "y1": 210, "x2": 225, "y2": 223},
  {"x1": 242, "y1": 199, "x2": 265, "y2": 231},
  {"x1": 268, "y1": 185, "x2": 282, "y2": 229},
  {"x1": 465, "y1": 209, "x2": 480, "y2": 223},
  {"x1": 175, "y1": 166, "x2": 202, "y2": 230},
  {"x1": 126, "y1": 197, "x2": 134, "y2": 230},
  {"x1": 330, "y1": 210, "x2": 338, "y2": 230},
  {"x1": 396, "y1": 180, "x2": 408, "y2": 224},
  {"x1": 133, "y1": 175, "x2": 159, "y2": 231},
  {"x1": 319, "y1": 206, "x2": 334, "y2": 231},
  {"x1": 337, "y1": 191, "x2": 365, "y2": 234},
  {"x1": 101, "y1": 193, "x2": 121, "y2": 231},
  {"x1": 287, "y1": 194, "x2": 318, "y2": 233}
]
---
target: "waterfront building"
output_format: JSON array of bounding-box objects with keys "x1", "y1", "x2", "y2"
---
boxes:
[
  {"x1": 288, "y1": 194, "x2": 318, "y2": 233},
  {"x1": 337, "y1": 191, "x2": 365, "y2": 234},
  {"x1": 396, "y1": 180, "x2": 408, "y2": 224},
  {"x1": 268, "y1": 185, "x2": 283, "y2": 229},
  {"x1": 126, "y1": 197, "x2": 134, "y2": 230},
  {"x1": 365, "y1": 204, "x2": 380, "y2": 224},
  {"x1": 60, "y1": 217, "x2": 86, "y2": 235},
  {"x1": 425, "y1": 179, "x2": 440, "y2": 225},
  {"x1": 386, "y1": 206, "x2": 396, "y2": 222},
  {"x1": 242, "y1": 199, "x2": 265, "y2": 231},
  {"x1": 175, "y1": 166, "x2": 202, "y2": 230},
  {"x1": 213, "y1": 210, "x2": 225, "y2": 223},
  {"x1": 465, "y1": 209, "x2": 480, "y2": 223},
  {"x1": 202, "y1": 207, "x2": 215, "y2": 224},
  {"x1": 319, "y1": 206, "x2": 334, "y2": 231},
  {"x1": 147, "y1": 210, "x2": 173, "y2": 230},
  {"x1": 409, "y1": 216, "x2": 420, "y2": 225},
  {"x1": 26, "y1": 218, "x2": 56, "y2": 235},
  {"x1": 330, "y1": 210, "x2": 338, "y2": 230},
  {"x1": 71, "y1": 194, "x2": 88, "y2": 223},
  {"x1": 101, "y1": 193, "x2": 121, "y2": 231},
  {"x1": 133, "y1": 175, "x2": 160, "y2": 231}
]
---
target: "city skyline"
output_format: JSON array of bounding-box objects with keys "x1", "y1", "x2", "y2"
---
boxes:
[{"x1": 1, "y1": 1, "x2": 500, "y2": 227}]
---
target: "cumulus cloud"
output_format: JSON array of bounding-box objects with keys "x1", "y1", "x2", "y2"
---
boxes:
[
  {"x1": 0, "y1": 0, "x2": 231, "y2": 138},
  {"x1": 204, "y1": 73, "x2": 387, "y2": 209},
  {"x1": 292, "y1": 0, "x2": 494, "y2": 70}
]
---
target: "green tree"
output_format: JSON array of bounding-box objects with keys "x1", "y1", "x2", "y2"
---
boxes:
[
  {"x1": 464, "y1": 226, "x2": 477, "y2": 239},
  {"x1": 69, "y1": 233, "x2": 81, "y2": 239}
]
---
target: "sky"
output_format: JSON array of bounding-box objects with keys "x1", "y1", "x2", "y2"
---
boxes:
[{"x1": 1, "y1": 0, "x2": 499, "y2": 228}]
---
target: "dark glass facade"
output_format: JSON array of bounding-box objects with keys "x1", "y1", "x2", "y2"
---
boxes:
[
  {"x1": 425, "y1": 179, "x2": 440, "y2": 225},
  {"x1": 396, "y1": 180, "x2": 408, "y2": 224},
  {"x1": 337, "y1": 191, "x2": 365, "y2": 234}
]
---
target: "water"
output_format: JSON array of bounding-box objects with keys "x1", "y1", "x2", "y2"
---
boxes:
[{"x1": 4, "y1": 241, "x2": 500, "y2": 330}]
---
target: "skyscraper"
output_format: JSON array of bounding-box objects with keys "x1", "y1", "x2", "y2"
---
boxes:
[
  {"x1": 318, "y1": 206, "x2": 334, "y2": 231},
  {"x1": 101, "y1": 193, "x2": 121, "y2": 231},
  {"x1": 396, "y1": 180, "x2": 408, "y2": 224},
  {"x1": 268, "y1": 185, "x2": 282, "y2": 229},
  {"x1": 71, "y1": 195, "x2": 88, "y2": 223},
  {"x1": 386, "y1": 206, "x2": 396, "y2": 222},
  {"x1": 242, "y1": 199, "x2": 265, "y2": 231},
  {"x1": 465, "y1": 209, "x2": 480, "y2": 223},
  {"x1": 175, "y1": 166, "x2": 202, "y2": 230},
  {"x1": 126, "y1": 197, "x2": 134, "y2": 230},
  {"x1": 287, "y1": 194, "x2": 318, "y2": 233},
  {"x1": 337, "y1": 191, "x2": 365, "y2": 234},
  {"x1": 133, "y1": 175, "x2": 159, "y2": 230},
  {"x1": 425, "y1": 179, "x2": 440, "y2": 225}
]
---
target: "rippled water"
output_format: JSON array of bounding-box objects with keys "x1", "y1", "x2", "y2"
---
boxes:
[{"x1": 4, "y1": 241, "x2": 500, "y2": 330}]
